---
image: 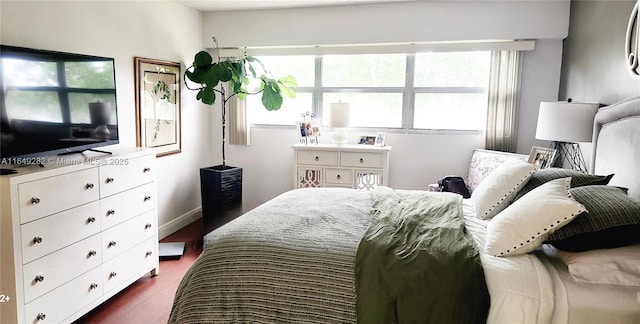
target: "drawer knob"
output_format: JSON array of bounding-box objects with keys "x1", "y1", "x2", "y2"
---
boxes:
[
  {"x1": 31, "y1": 197, "x2": 41, "y2": 205},
  {"x1": 145, "y1": 223, "x2": 152, "y2": 229},
  {"x1": 360, "y1": 158, "x2": 364, "y2": 163},
  {"x1": 86, "y1": 217, "x2": 96, "y2": 224},
  {"x1": 144, "y1": 196, "x2": 151, "y2": 202},
  {"x1": 109, "y1": 271, "x2": 117, "y2": 279},
  {"x1": 88, "y1": 250, "x2": 97, "y2": 257},
  {"x1": 108, "y1": 241, "x2": 117, "y2": 248},
  {"x1": 146, "y1": 251, "x2": 153, "y2": 257},
  {"x1": 105, "y1": 177, "x2": 115, "y2": 183},
  {"x1": 337, "y1": 175, "x2": 342, "y2": 180},
  {"x1": 85, "y1": 183, "x2": 94, "y2": 189},
  {"x1": 107, "y1": 209, "x2": 116, "y2": 216},
  {"x1": 33, "y1": 236, "x2": 43, "y2": 244},
  {"x1": 36, "y1": 313, "x2": 46, "y2": 321},
  {"x1": 143, "y1": 167, "x2": 151, "y2": 173},
  {"x1": 90, "y1": 283, "x2": 99, "y2": 290},
  {"x1": 315, "y1": 156, "x2": 319, "y2": 161},
  {"x1": 34, "y1": 275, "x2": 45, "y2": 283}
]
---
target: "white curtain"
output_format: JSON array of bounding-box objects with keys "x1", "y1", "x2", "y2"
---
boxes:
[
  {"x1": 485, "y1": 50, "x2": 523, "y2": 153},
  {"x1": 228, "y1": 96, "x2": 250, "y2": 145}
]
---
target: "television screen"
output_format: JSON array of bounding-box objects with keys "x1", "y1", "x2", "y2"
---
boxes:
[{"x1": 0, "y1": 45, "x2": 119, "y2": 163}]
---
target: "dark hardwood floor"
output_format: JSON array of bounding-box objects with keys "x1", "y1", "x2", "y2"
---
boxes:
[{"x1": 74, "y1": 219, "x2": 204, "y2": 324}]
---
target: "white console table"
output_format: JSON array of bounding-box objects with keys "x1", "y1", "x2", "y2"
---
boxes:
[{"x1": 292, "y1": 143, "x2": 391, "y2": 190}]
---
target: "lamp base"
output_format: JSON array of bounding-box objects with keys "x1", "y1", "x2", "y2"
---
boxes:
[
  {"x1": 332, "y1": 128, "x2": 348, "y2": 145},
  {"x1": 552, "y1": 142, "x2": 588, "y2": 173}
]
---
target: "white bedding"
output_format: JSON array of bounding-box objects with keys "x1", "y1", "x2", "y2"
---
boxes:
[
  {"x1": 463, "y1": 199, "x2": 640, "y2": 324},
  {"x1": 463, "y1": 200, "x2": 556, "y2": 324}
]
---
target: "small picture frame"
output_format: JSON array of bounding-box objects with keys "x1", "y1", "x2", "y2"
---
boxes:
[
  {"x1": 297, "y1": 119, "x2": 321, "y2": 145},
  {"x1": 358, "y1": 136, "x2": 376, "y2": 145},
  {"x1": 374, "y1": 132, "x2": 387, "y2": 147},
  {"x1": 528, "y1": 146, "x2": 557, "y2": 169}
]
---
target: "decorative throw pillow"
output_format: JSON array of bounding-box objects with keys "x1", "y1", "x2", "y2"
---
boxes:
[
  {"x1": 485, "y1": 178, "x2": 586, "y2": 257},
  {"x1": 471, "y1": 159, "x2": 535, "y2": 219},
  {"x1": 513, "y1": 168, "x2": 613, "y2": 201},
  {"x1": 546, "y1": 185, "x2": 640, "y2": 251},
  {"x1": 554, "y1": 244, "x2": 640, "y2": 286}
]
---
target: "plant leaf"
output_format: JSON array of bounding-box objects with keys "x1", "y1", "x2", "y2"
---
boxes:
[
  {"x1": 202, "y1": 67, "x2": 220, "y2": 88},
  {"x1": 215, "y1": 61, "x2": 233, "y2": 82},
  {"x1": 261, "y1": 79, "x2": 283, "y2": 111},
  {"x1": 277, "y1": 75, "x2": 297, "y2": 98},
  {"x1": 193, "y1": 51, "x2": 212, "y2": 68},
  {"x1": 201, "y1": 87, "x2": 216, "y2": 105}
]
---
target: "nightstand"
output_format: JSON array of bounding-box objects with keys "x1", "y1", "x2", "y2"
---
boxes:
[{"x1": 292, "y1": 143, "x2": 391, "y2": 190}]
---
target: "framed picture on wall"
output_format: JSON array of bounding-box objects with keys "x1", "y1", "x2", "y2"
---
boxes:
[
  {"x1": 528, "y1": 146, "x2": 557, "y2": 169},
  {"x1": 134, "y1": 57, "x2": 181, "y2": 157}
]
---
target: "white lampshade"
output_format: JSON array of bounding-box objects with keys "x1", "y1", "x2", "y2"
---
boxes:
[
  {"x1": 535, "y1": 101, "x2": 599, "y2": 143},
  {"x1": 329, "y1": 102, "x2": 350, "y2": 128}
]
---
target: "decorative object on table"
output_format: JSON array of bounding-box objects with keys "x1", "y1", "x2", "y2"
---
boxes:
[
  {"x1": 625, "y1": 0, "x2": 639, "y2": 80},
  {"x1": 89, "y1": 101, "x2": 112, "y2": 140},
  {"x1": 374, "y1": 131, "x2": 387, "y2": 147},
  {"x1": 183, "y1": 37, "x2": 297, "y2": 232},
  {"x1": 358, "y1": 136, "x2": 376, "y2": 145},
  {"x1": 297, "y1": 111, "x2": 320, "y2": 145},
  {"x1": 134, "y1": 57, "x2": 182, "y2": 157},
  {"x1": 329, "y1": 101, "x2": 350, "y2": 144},
  {"x1": 535, "y1": 99, "x2": 599, "y2": 172},
  {"x1": 528, "y1": 146, "x2": 557, "y2": 169}
]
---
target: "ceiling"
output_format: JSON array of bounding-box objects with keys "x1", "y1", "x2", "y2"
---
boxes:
[{"x1": 174, "y1": 0, "x2": 416, "y2": 12}]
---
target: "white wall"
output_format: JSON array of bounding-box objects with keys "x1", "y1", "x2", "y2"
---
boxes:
[
  {"x1": 207, "y1": 1, "x2": 570, "y2": 211},
  {"x1": 0, "y1": 0, "x2": 573, "y2": 228},
  {"x1": 0, "y1": 1, "x2": 211, "y2": 237}
]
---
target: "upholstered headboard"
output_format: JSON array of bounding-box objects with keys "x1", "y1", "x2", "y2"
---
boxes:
[{"x1": 591, "y1": 96, "x2": 640, "y2": 202}]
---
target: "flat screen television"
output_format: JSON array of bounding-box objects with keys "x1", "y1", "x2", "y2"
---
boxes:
[{"x1": 0, "y1": 45, "x2": 119, "y2": 164}]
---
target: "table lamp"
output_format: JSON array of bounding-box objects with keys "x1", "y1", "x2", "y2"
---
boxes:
[
  {"x1": 535, "y1": 100, "x2": 599, "y2": 172},
  {"x1": 330, "y1": 102, "x2": 350, "y2": 144}
]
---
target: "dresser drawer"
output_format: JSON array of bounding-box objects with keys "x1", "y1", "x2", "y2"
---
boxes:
[
  {"x1": 18, "y1": 168, "x2": 99, "y2": 223},
  {"x1": 103, "y1": 238, "x2": 156, "y2": 293},
  {"x1": 24, "y1": 266, "x2": 102, "y2": 324},
  {"x1": 297, "y1": 150, "x2": 338, "y2": 166},
  {"x1": 100, "y1": 183, "x2": 155, "y2": 230},
  {"x1": 341, "y1": 152, "x2": 385, "y2": 168},
  {"x1": 102, "y1": 211, "x2": 156, "y2": 262},
  {"x1": 324, "y1": 169, "x2": 353, "y2": 185},
  {"x1": 99, "y1": 154, "x2": 155, "y2": 197},
  {"x1": 22, "y1": 235, "x2": 102, "y2": 303},
  {"x1": 21, "y1": 201, "x2": 101, "y2": 264}
]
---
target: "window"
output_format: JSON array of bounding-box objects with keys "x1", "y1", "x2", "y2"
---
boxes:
[{"x1": 246, "y1": 51, "x2": 491, "y2": 131}]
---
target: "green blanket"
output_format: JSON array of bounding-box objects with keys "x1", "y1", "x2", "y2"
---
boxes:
[{"x1": 355, "y1": 187, "x2": 489, "y2": 323}]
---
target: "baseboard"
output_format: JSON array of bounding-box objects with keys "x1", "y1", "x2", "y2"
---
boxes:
[{"x1": 158, "y1": 207, "x2": 202, "y2": 239}]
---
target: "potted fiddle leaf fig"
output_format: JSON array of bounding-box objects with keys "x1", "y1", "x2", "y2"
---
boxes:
[{"x1": 184, "y1": 37, "x2": 297, "y2": 232}]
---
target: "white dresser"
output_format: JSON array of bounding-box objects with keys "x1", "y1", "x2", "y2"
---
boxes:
[
  {"x1": 0, "y1": 147, "x2": 159, "y2": 324},
  {"x1": 293, "y1": 143, "x2": 391, "y2": 190}
]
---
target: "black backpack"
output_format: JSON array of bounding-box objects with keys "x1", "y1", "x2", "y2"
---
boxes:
[{"x1": 437, "y1": 176, "x2": 471, "y2": 198}]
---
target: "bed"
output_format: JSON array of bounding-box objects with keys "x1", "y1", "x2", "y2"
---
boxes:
[{"x1": 169, "y1": 96, "x2": 640, "y2": 324}]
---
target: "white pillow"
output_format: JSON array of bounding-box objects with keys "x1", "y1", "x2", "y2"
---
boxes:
[
  {"x1": 556, "y1": 244, "x2": 640, "y2": 286},
  {"x1": 471, "y1": 158, "x2": 535, "y2": 219},
  {"x1": 485, "y1": 177, "x2": 586, "y2": 257}
]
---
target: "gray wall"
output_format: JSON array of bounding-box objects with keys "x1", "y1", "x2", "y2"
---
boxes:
[{"x1": 559, "y1": 0, "x2": 640, "y2": 105}]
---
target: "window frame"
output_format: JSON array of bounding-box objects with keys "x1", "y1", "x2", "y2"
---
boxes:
[{"x1": 249, "y1": 52, "x2": 491, "y2": 133}]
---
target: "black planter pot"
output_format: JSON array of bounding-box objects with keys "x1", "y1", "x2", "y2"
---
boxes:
[{"x1": 200, "y1": 165, "x2": 243, "y2": 234}]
